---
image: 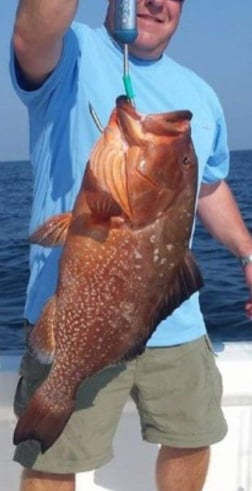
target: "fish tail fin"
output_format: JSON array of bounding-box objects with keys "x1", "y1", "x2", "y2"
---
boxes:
[{"x1": 13, "y1": 386, "x2": 74, "y2": 453}]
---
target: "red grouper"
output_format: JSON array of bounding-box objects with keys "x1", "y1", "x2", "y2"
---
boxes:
[{"x1": 13, "y1": 95, "x2": 203, "y2": 452}]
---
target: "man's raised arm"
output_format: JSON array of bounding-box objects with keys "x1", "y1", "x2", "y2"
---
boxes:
[{"x1": 12, "y1": 0, "x2": 79, "y2": 87}]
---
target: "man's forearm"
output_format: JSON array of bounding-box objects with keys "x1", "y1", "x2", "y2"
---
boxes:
[
  {"x1": 197, "y1": 180, "x2": 252, "y2": 258},
  {"x1": 15, "y1": 1, "x2": 79, "y2": 43},
  {"x1": 13, "y1": 1, "x2": 79, "y2": 85}
]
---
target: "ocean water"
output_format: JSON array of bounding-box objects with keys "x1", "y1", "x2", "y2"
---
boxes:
[{"x1": 0, "y1": 150, "x2": 252, "y2": 351}]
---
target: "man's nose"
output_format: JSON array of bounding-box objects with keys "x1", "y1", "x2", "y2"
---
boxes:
[
  {"x1": 146, "y1": 0, "x2": 164, "y2": 4},
  {"x1": 145, "y1": 0, "x2": 164, "y2": 8}
]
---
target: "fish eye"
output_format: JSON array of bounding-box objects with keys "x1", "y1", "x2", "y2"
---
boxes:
[{"x1": 182, "y1": 155, "x2": 190, "y2": 167}]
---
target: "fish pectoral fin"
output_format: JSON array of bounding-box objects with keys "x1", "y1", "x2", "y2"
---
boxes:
[
  {"x1": 29, "y1": 212, "x2": 73, "y2": 247},
  {"x1": 157, "y1": 250, "x2": 204, "y2": 323},
  {"x1": 28, "y1": 298, "x2": 56, "y2": 364},
  {"x1": 86, "y1": 190, "x2": 121, "y2": 221}
]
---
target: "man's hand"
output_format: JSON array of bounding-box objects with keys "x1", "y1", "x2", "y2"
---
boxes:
[{"x1": 244, "y1": 265, "x2": 252, "y2": 319}]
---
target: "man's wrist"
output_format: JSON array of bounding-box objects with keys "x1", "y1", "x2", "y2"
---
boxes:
[{"x1": 240, "y1": 254, "x2": 252, "y2": 267}]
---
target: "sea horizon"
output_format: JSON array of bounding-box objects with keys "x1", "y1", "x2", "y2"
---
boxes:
[{"x1": 1, "y1": 147, "x2": 252, "y2": 164}]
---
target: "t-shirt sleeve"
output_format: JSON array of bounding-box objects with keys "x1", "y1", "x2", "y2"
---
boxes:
[
  {"x1": 202, "y1": 102, "x2": 230, "y2": 183},
  {"x1": 9, "y1": 27, "x2": 79, "y2": 117}
]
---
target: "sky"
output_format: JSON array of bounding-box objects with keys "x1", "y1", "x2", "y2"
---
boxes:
[{"x1": 0, "y1": 0, "x2": 252, "y2": 161}]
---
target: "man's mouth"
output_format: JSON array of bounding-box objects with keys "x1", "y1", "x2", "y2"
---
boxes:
[{"x1": 137, "y1": 14, "x2": 163, "y2": 24}]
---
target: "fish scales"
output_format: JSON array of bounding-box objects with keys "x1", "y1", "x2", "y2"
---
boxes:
[{"x1": 13, "y1": 96, "x2": 203, "y2": 452}]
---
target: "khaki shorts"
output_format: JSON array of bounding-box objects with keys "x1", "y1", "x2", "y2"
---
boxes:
[{"x1": 13, "y1": 333, "x2": 227, "y2": 473}]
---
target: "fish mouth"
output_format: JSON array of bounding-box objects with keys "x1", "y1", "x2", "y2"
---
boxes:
[
  {"x1": 116, "y1": 96, "x2": 144, "y2": 146},
  {"x1": 116, "y1": 95, "x2": 192, "y2": 145},
  {"x1": 116, "y1": 96, "x2": 142, "y2": 123}
]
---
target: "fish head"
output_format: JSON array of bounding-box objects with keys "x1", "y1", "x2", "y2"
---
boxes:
[
  {"x1": 115, "y1": 96, "x2": 198, "y2": 226},
  {"x1": 87, "y1": 96, "x2": 198, "y2": 227}
]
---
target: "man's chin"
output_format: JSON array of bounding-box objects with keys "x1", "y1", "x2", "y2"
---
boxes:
[{"x1": 129, "y1": 40, "x2": 164, "y2": 61}]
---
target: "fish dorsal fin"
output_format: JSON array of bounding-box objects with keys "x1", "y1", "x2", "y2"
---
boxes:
[
  {"x1": 119, "y1": 341, "x2": 146, "y2": 362},
  {"x1": 154, "y1": 250, "x2": 204, "y2": 323},
  {"x1": 29, "y1": 212, "x2": 72, "y2": 247},
  {"x1": 120, "y1": 251, "x2": 203, "y2": 363}
]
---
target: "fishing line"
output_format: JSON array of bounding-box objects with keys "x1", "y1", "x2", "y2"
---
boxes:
[{"x1": 114, "y1": 0, "x2": 138, "y2": 105}]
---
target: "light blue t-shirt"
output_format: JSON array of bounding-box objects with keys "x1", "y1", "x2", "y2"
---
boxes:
[{"x1": 10, "y1": 23, "x2": 229, "y2": 346}]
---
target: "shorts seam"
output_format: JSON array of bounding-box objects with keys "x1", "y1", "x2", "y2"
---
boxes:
[
  {"x1": 142, "y1": 423, "x2": 228, "y2": 448},
  {"x1": 146, "y1": 336, "x2": 206, "y2": 361}
]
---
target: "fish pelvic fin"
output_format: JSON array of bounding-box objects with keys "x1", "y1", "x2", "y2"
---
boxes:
[
  {"x1": 13, "y1": 386, "x2": 75, "y2": 453},
  {"x1": 28, "y1": 298, "x2": 56, "y2": 364},
  {"x1": 30, "y1": 212, "x2": 73, "y2": 247}
]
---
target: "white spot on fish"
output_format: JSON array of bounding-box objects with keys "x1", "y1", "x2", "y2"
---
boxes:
[
  {"x1": 34, "y1": 350, "x2": 54, "y2": 365},
  {"x1": 166, "y1": 244, "x2": 174, "y2": 251},
  {"x1": 134, "y1": 250, "x2": 143, "y2": 260},
  {"x1": 138, "y1": 159, "x2": 146, "y2": 171}
]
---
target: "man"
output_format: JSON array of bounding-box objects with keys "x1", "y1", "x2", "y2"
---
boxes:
[{"x1": 10, "y1": 1, "x2": 252, "y2": 490}]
